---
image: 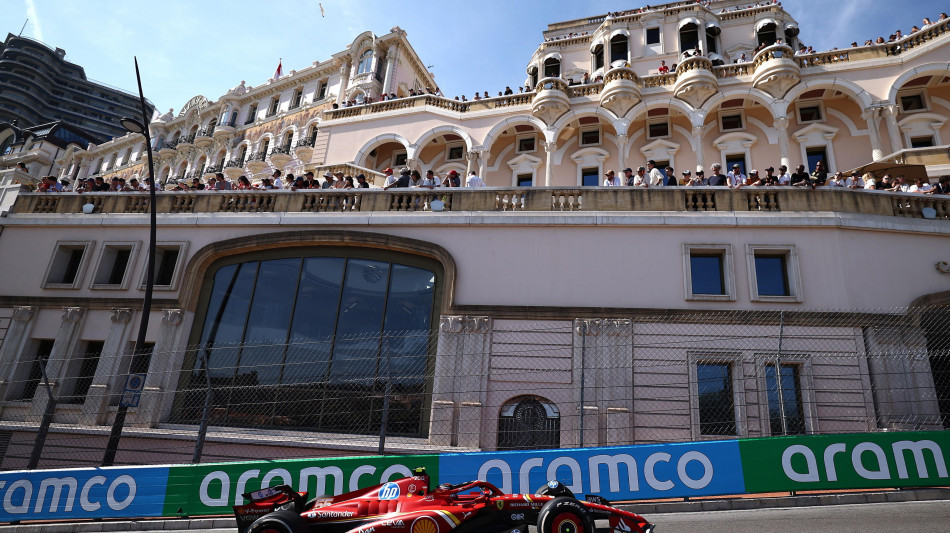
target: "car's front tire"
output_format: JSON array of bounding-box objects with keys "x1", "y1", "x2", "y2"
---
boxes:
[
  {"x1": 247, "y1": 509, "x2": 309, "y2": 533},
  {"x1": 537, "y1": 497, "x2": 595, "y2": 533}
]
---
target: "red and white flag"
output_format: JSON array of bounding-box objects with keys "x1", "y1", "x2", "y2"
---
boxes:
[{"x1": 273, "y1": 59, "x2": 283, "y2": 79}]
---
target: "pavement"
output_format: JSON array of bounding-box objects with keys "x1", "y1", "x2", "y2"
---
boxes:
[{"x1": 0, "y1": 489, "x2": 948, "y2": 532}]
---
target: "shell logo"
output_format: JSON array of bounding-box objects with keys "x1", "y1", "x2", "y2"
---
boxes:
[{"x1": 412, "y1": 516, "x2": 439, "y2": 533}]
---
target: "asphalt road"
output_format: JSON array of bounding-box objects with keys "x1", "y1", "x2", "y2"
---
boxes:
[{"x1": 643, "y1": 500, "x2": 950, "y2": 533}]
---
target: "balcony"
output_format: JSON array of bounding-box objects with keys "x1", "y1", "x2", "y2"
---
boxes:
[
  {"x1": 599, "y1": 67, "x2": 640, "y2": 116},
  {"x1": 194, "y1": 128, "x2": 214, "y2": 147},
  {"x1": 10, "y1": 187, "x2": 950, "y2": 220},
  {"x1": 294, "y1": 137, "x2": 316, "y2": 162},
  {"x1": 202, "y1": 164, "x2": 222, "y2": 180},
  {"x1": 213, "y1": 122, "x2": 236, "y2": 137},
  {"x1": 177, "y1": 133, "x2": 197, "y2": 150},
  {"x1": 751, "y1": 44, "x2": 800, "y2": 99},
  {"x1": 223, "y1": 158, "x2": 245, "y2": 180},
  {"x1": 157, "y1": 139, "x2": 179, "y2": 156},
  {"x1": 246, "y1": 151, "x2": 269, "y2": 174},
  {"x1": 531, "y1": 77, "x2": 571, "y2": 126},
  {"x1": 269, "y1": 145, "x2": 293, "y2": 169},
  {"x1": 672, "y1": 56, "x2": 718, "y2": 108}
]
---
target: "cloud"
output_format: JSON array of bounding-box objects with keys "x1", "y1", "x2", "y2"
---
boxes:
[{"x1": 25, "y1": 0, "x2": 44, "y2": 40}]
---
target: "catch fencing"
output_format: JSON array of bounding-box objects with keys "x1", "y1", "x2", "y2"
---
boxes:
[{"x1": 1, "y1": 305, "x2": 947, "y2": 470}]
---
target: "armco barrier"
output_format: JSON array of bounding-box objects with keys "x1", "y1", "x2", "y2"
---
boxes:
[{"x1": 2, "y1": 430, "x2": 948, "y2": 523}]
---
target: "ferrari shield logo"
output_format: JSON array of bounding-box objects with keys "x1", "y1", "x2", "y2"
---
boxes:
[{"x1": 496, "y1": 500, "x2": 504, "y2": 510}]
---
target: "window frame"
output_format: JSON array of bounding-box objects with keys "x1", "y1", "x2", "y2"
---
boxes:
[
  {"x1": 90, "y1": 240, "x2": 141, "y2": 290},
  {"x1": 897, "y1": 91, "x2": 928, "y2": 114},
  {"x1": 645, "y1": 27, "x2": 661, "y2": 46},
  {"x1": 579, "y1": 126, "x2": 602, "y2": 147},
  {"x1": 688, "y1": 353, "x2": 746, "y2": 439},
  {"x1": 43, "y1": 240, "x2": 94, "y2": 289},
  {"x1": 795, "y1": 101, "x2": 825, "y2": 125},
  {"x1": 682, "y1": 244, "x2": 736, "y2": 301},
  {"x1": 647, "y1": 118, "x2": 671, "y2": 140},
  {"x1": 719, "y1": 111, "x2": 745, "y2": 132},
  {"x1": 516, "y1": 134, "x2": 537, "y2": 154},
  {"x1": 138, "y1": 241, "x2": 188, "y2": 291},
  {"x1": 746, "y1": 244, "x2": 803, "y2": 303},
  {"x1": 755, "y1": 354, "x2": 817, "y2": 436},
  {"x1": 445, "y1": 143, "x2": 465, "y2": 162}
]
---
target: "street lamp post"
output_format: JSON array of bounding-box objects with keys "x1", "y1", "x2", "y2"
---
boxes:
[{"x1": 102, "y1": 57, "x2": 157, "y2": 467}]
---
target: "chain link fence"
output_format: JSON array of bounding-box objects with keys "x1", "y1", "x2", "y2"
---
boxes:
[{"x1": 1, "y1": 306, "x2": 948, "y2": 470}]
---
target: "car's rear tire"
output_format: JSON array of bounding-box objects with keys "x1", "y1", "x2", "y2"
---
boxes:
[
  {"x1": 537, "y1": 497, "x2": 595, "y2": 533},
  {"x1": 247, "y1": 509, "x2": 309, "y2": 533}
]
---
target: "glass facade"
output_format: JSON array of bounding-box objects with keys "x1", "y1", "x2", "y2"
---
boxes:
[{"x1": 174, "y1": 252, "x2": 439, "y2": 437}]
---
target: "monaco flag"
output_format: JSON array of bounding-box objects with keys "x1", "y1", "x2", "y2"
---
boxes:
[{"x1": 273, "y1": 59, "x2": 282, "y2": 79}]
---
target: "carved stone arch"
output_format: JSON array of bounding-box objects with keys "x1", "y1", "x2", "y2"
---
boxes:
[
  {"x1": 550, "y1": 107, "x2": 619, "y2": 136},
  {"x1": 887, "y1": 63, "x2": 950, "y2": 106},
  {"x1": 176, "y1": 230, "x2": 458, "y2": 315},
  {"x1": 624, "y1": 97, "x2": 695, "y2": 123},
  {"x1": 481, "y1": 115, "x2": 548, "y2": 149},
  {"x1": 354, "y1": 133, "x2": 413, "y2": 167},
  {"x1": 414, "y1": 125, "x2": 474, "y2": 152},
  {"x1": 783, "y1": 77, "x2": 874, "y2": 111},
  {"x1": 178, "y1": 95, "x2": 210, "y2": 117},
  {"x1": 701, "y1": 87, "x2": 778, "y2": 117}
]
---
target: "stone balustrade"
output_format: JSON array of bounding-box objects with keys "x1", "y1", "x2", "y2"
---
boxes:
[
  {"x1": 752, "y1": 44, "x2": 795, "y2": 71},
  {"x1": 675, "y1": 56, "x2": 714, "y2": 75},
  {"x1": 640, "y1": 73, "x2": 677, "y2": 88},
  {"x1": 11, "y1": 188, "x2": 949, "y2": 220},
  {"x1": 713, "y1": 63, "x2": 751, "y2": 78}
]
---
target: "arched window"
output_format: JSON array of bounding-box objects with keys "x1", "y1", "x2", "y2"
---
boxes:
[
  {"x1": 0, "y1": 131, "x2": 15, "y2": 155},
  {"x1": 543, "y1": 57, "x2": 560, "y2": 78},
  {"x1": 592, "y1": 44, "x2": 605, "y2": 71},
  {"x1": 357, "y1": 49, "x2": 374, "y2": 74},
  {"x1": 173, "y1": 251, "x2": 441, "y2": 436},
  {"x1": 259, "y1": 138, "x2": 270, "y2": 157},
  {"x1": 679, "y1": 23, "x2": 700, "y2": 53},
  {"x1": 498, "y1": 395, "x2": 560, "y2": 450},
  {"x1": 610, "y1": 34, "x2": 629, "y2": 64},
  {"x1": 757, "y1": 22, "x2": 778, "y2": 47}
]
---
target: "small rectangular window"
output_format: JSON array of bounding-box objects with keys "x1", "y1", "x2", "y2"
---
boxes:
[
  {"x1": 268, "y1": 97, "x2": 280, "y2": 116},
  {"x1": 765, "y1": 363, "x2": 806, "y2": 435},
  {"x1": 684, "y1": 245, "x2": 734, "y2": 301},
  {"x1": 690, "y1": 254, "x2": 724, "y2": 295},
  {"x1": 446, "y1": 145, "x2": 464, "y2": 161},
  {"x1": 317, "y1": 82, "x2": 328, "y2": 100},
  {"x1": 721, "y1": 114, "x2": 743, "y2": 131},
  {"x1": 14, "y1": 339, "x2": 55, "y2": 401},
  {"x1": 805, "y1": 148, "x2": 827, "y2": 174},
  {"x1": 155, "y1": 247, "x2": 180, "y2": 286},
  {"x1": 581, "y1": 167, "x2": 599, "y2": 186},
  {"x1": 798, "y1": 105, "x2": 822, "y2": 123},
  {"x1": 697, "y1": 362, "x2": 736, "y2": 436},
  {"x1": 580, "y1": 128, "x2": 601, "y2": 146},
  {"x1": 245, "y1": 104, "x2": 258, "y2": 124},
  {"x1": 393, "y1": 152, "x2": 408, "y2": 167},
  {"x1": 517, "y1": 136, "x2": 536, "y2": 153},
  {"x1": 92, "y1": 242, "x2": 138, "y2": 289},
  {"x1": 646, "y1": 27, "x2": 661, "y2": 45},
  {"x1": 61, "y1": 341, "x2": 103, "y2": 404},
  {"x1": 647, "y1": 120, "x2": 670, "y2": 139},
  {"x1": 45, "y1": 242, "x2": 91, "y2": 288},
  {"x1": 899, "y1": 93, "x2": 925, "y2": 112},
  {"x1": 754, "y1": 254, "x2": 790, "y2": 296},
  {"x1": 517, "y1": 174, "x2": 533, "y2": 187}
]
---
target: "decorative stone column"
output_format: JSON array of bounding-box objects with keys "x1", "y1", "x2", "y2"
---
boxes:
[
  {"x1": 382, "y1": 45, "x2": 398, "y2": 94},
  {"x1": 615, "y1": 134, "x2": 629, "y2": 173},
  {"x1": 134, "y1": 309, "x2": 185, "y2": 427},
  {"x1": 0, "y1": 306, "x2": 36, "y2": 406},
  {"x1": 862, "y1": 108, "x2": 885, "y2": 161},
  {"x1": 336, "y1": 59, "x2": 351, "y2": 105},
  {"x1": 544, "y1": 141, "x2": 557, "y2": 186},
  {"x1": 883, "y1": 105, "x2": 903, "y2": 154},
  {"x1": 28, "y1": 307, "x2": 85, "y2": 419},
  {"x1": 430, "y1": 315, "x2": 491, "y2": 448},
  {"x1": 476, "y1": 149, "x2": 488, "y2": 180},
  {"x1": 464, "y1": 150, "x2": 479, "y2": 178},
  {"x1": 774, "y1": 116, "x2": 792, "y2": 170},
  {"x1": 79, "y1": 309, "x2": 134, "y2": 425}
]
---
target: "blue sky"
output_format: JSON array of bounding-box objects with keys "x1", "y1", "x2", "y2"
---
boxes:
[{"x1": 5, "y1": 0, "x2": 947, "y2": 113}]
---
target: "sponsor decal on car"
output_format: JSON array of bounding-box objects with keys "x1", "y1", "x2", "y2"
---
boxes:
[
  {"x1": 411, "y1": 515, "x2": 439, "y2": 533},
  {"x1": 379, "y1": 482, "x2": 401, "y2": 500},
  {"x1": 496, "y1": 500, "x2": 504, "y2": 510},
  {"x1": 510, "y1": 513, "x2": 525, "y2": 521}
]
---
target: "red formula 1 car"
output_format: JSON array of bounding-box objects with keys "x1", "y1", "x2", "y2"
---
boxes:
[{"x1": 234, "y1": 467, "x2": 654, "y2": 533}]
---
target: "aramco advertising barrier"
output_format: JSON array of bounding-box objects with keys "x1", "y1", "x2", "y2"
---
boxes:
[{"x1": 1, "y1": 431, "x2": 948, "y2": 522}]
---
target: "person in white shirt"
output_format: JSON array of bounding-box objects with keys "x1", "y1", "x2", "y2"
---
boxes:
[
  {"x1": 646, "y1": 160, "x2": 664, "y2": 186},
  {"x1": 847, "y1": 173, "x2": 866, "y2": 189},
  {"x1": 777, "y1": 165, "x2": 791, "y2": 185},
  {"x1": 728, "y1": 164, "x2": 746, "y2": 188},
  {"x1": 271, "y1": 169, "x2": 285, "y2": 189},
  {"x1": 631, "y1": 166, "x2": 649, "y2": 187},
  {"x1": 466, "y1": 170, "x2": 486, "y2": 187},
  {"x1": 826, "y1": 172, "x2": 846, "y2": 187},
  {"x1": 417, "y1": 169, "x2": 441, "y2": 188},
  {"x1": 382, "y1": 167, "x2": 397, "y2": 188},
  {"x1": 603, "y1": 170, "x2": 622, "y2": 186},
  {"x1": 909, "y1": 178, "x2": 932, "y2": 193}
]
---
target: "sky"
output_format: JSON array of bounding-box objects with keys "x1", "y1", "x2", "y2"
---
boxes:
[{"x1": 3, "y1": 0, "x2": 946, "y2": 113}]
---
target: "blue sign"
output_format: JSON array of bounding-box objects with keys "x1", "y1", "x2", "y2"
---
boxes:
[
  {"x1": 0, "y1": 465, "x2": 169, "y2": 522},
  {"x1": 378, "y1": 482, "x2": 400, "y2": 500},
  {"x1": 438, "y1": 440, "x2": 745, "y2": 501}
]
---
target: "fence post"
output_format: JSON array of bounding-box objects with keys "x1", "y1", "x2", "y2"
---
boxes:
[
  {"x1": 192, "y1": 346, "x2": 213, "y2": 464},
  {"x1": 579, "y1": 321, "x2": 587, "y2": 448},
  {"x1": 378, "y1": 348, "x2": 392, "y2": 455},
  {"x1": 776, "y1": 311, "x2": 788, "y2": 435},
  {"x1": 27, "y1": 355, "x2": 56, "y2": 469}
]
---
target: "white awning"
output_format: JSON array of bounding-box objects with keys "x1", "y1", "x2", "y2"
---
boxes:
[
  {"x1": 608, "y1": 28, "x2": 630, "y2": 40},
  {"x1": 590, "y1": 39, "x2": 604, "y2": 53},
  {"x1": 678, "y1": 17, "x2": 702, "y2": 30},
  {"x1": 755, "y1": 18, "x2": 778, "y2": 32},
  {"x1": 706, "y1": 21, "x2": 722, "y2": 35},
  {"x1": 784, "y1": 23, "x2": 800, "y2": 36},
  {"x1": 543, "y1": 52, "x2": 562, "y2": 64},
  {"x1": 526, "y1": 64, "x2": 538, "y2": 75}
]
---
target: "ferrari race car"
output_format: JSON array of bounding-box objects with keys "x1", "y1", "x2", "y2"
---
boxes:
[{"x1": 234, "y1": 467, "x2": 655, "y2": 533}]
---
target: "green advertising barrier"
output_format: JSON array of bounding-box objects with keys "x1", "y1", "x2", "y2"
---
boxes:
[
  {"x1": 163, "y1": 454, "x2": 439, "y2": 516},
  {"x1": 739, "y1": 430, "x2": 950, "y2": 493}
]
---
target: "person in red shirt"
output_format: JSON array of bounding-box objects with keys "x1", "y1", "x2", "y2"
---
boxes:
[{"x1": 658, "y1": 60, "x2": 670, "y2": 74}]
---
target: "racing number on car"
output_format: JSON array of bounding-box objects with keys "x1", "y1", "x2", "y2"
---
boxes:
[{"x1": 379, "y1": 482, "x2": 401, "y2": 500}]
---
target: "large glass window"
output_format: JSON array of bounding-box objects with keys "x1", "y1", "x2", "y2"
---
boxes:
[
  {"x1": 690, "y1": 254, "x2": 724, "y2": 295},
  {"x1": 357, "y1": 50, "x2": 374, "y2": 75},
  {"x1": 175, "y1": 252, "x2": 439, "y2": 437},
  {"x1": 697, "y1": 362, "x2": 736, "y2": 435},
  {"x1": 754, "y1": 254, "x2": 790, "y2": 296}
]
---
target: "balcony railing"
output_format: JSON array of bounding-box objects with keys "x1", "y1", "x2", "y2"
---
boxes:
[
  {"x1": 223, "y1": 158, "x2": 245, "y2": 169},
  {"x1": 271, "y1": 145, "x2": 292, "y2": 155},
  {"x1": 11, "y1": 187, "x2": 949, "y2": 220},
  {"x1": 161, "y1": 139, "x2": 180, "y2": 150},
  {"x1": 249, "y1": 151, "x2": 268, "y2": 162},
  {"x1": 203, "y1": 164, "x2": 222, "y2": 174},
  {"x1": 296, "y1": 137, "x2": 316, "y2": 148}
]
